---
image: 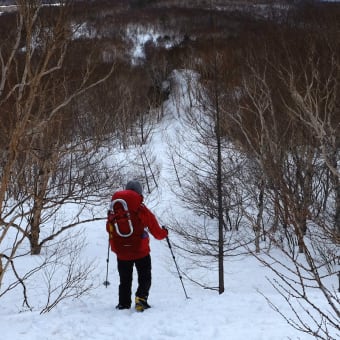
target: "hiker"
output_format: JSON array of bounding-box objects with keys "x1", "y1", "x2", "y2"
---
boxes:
[{"x1": 106, "y1": 180, "x2": 168, "y2": 312}]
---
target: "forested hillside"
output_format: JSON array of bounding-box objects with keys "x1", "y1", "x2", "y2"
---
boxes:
[{"x1": 0, "y1": 1, "x2": 339, "y2": 339}]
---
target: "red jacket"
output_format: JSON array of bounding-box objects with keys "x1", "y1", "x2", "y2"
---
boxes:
[{"x1": 106, "y1": 190, "x2": 168, "y2": 260}]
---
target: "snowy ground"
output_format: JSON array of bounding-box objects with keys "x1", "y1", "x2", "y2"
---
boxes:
[
  {"x1": 1, "y1": 70, "x2": 337, "y2": 340},
  {"x1": 0, "y1": 228, "x2": 313, "y2": 340}
]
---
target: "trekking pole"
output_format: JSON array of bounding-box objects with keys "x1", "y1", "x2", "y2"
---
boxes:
[
  {"x1": 103, "y1": 239, "x2": 111, "y2": 287},
  {"x1": 165, "y1": 235, "x2": 189, "y2": 299}
]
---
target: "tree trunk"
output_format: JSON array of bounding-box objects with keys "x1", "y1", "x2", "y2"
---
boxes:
[
  {"x1": 29, "y1": 162, "x2": 50, "y2": 255},
  {"x1": 255, "y1": 178, "x2": 265, "y2": 253},
  {"x1": 330, "y1": 147, "x2": 340, "y2": 239},
  {"x1": 214, "y1": 59, "x2": 224, "y2": 295},
  {"x1": 334, "y1": 184, "x2": 340, "y2": 239},
  {"x1": 0, "y1": 255, "x2": 3, "y2": 289},
  {"x1": 30, "y1": 201, "x2": 42, "y2": 255}
]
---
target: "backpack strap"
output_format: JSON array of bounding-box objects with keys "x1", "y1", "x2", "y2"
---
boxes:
[{"x1": 109, "y1": 198, "x2": 134, "y2": 237}]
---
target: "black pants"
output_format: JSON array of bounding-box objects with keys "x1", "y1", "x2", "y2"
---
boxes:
[{"x1": 117, "y1": 254, "x2": 152, "y2": 307}]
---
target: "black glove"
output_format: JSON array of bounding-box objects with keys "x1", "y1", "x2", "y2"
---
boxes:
[{"x1": 162, "y1": 225, "x2": 168, "y2": 231}]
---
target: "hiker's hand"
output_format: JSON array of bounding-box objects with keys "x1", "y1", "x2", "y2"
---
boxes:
[{"x1": 162, "y1": 226, "x2": 168, "y2": 235}]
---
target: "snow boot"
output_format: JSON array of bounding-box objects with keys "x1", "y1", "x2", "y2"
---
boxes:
[
  {"x1": 135, "y1": 296, "x2": 151, "y2": 312},
  {"x1": 116, "y1": 303, "x2": 130, "y2": 310}
]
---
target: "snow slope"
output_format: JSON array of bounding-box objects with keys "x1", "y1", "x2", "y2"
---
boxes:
[
  {"x1": 0, "y1": 70, "x2": 337, "y2": 340},
  {"x1": 0, "y1": 230, "x2": 313, "y2": 340}
]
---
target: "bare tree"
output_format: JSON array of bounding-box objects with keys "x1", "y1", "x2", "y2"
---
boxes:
[
  {"x1": 0, "y1": 231, "x2": 95, "y2": 314},
  {"x1": 0, "y1": 0, "x2": 118, "y2": 305},
  {"x1": 166, "y1": 60, "x2": 249, "y2": 293},
  {"x1": 229, "y1": 18, "x2": 340, "y2": 339},
  {"x1": 39, "y1": 232, "x2": 95, "y2": 314}
]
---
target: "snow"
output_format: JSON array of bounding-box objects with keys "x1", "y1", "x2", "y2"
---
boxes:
[
  {"x1": 126, "y1": 24, "x2": 179, "y2": 65},
  {"x1": 0, "y1": 236, "x2": 308, "y2": 340},
  {"x1": 1, "y1": 71, "x2": 338, "y2": 340}
]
